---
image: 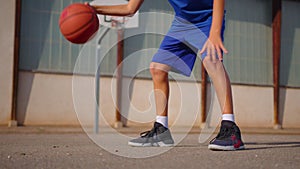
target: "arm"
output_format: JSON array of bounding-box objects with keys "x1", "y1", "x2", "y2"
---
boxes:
[
  {"x1": 88, "y1": 0, "x2": 144, "y2": 16},
  {"x1": 210, "y1": 0, "x2": 225, "y2": 40},
  {"x1": 200, "y1": 0, "x2": 228, "y2": 60}
]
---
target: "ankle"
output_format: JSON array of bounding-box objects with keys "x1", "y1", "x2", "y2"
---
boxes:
[
  {"x1": 222, "y1": 114, "x2": 235, "y2": 123},
  {"x1": 156, "y1": 116, "x2": 168, "y2": 128}
]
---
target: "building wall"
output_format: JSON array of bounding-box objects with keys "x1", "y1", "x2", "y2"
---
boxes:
[
  {"x1": 0, "y1": 0, "x2": 299, "y2": 127},
  {"x1": 0, "y1": 1, "x2": 16, "y2": 124},
  {"x1": 281, "y1": 0, "x2": 300, "y2": 87},
  {"x1": 17, "y1": 0, "x2": 300, "y2": 87},
  {"x1": 16, "y1": 72, "x2": 300, "y2": 128}
]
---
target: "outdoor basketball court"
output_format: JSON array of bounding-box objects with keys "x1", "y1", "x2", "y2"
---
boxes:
[
  {"x1": 0, "y1": 127, "x2": 299, "y2": 169},
  {"x1": 1, "y1": 0, "x2": 300, "y2": 168}
]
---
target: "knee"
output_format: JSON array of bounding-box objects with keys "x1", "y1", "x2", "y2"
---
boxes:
[
  {"x1": 149, "y1": 63, "x2": 169, "y2": 82},
  {"x1": 202, "y1": 57, "x2": 226, "y2": 78},
  {"x1": 202, "y1": 57, "x2": 221, "y2": 73}
]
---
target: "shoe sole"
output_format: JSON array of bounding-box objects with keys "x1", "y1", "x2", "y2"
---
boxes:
[
  {"x1": 208, "y1": 144, "x2": 245, "y2": 151},
  {"x1": 128, "y1": 141, "x2": 174, "y2": 147}
]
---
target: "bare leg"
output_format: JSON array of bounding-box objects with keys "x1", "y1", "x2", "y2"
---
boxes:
[
  {"x1": 128, "y1": 63, "x2": 174, "y2": 147},
  {"x1": 202, "y1": 53, "x2": 245, "y2": 151},
  {"x1": 149, "y1": 62, "x2": 171, "y2": 117},
  {"x1": 128, "y1": 62, "x2": 174, "y2": 146},
  {"x1": 203, "y1": 58, "x2": 233, "y2": 115}
]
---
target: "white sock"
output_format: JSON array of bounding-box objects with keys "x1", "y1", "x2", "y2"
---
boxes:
[
  {"x1": 156, "y1": 116, "x2": 168, "y2": 128},
  {"x1": 222, "y1": 114, "x2": 235, "y2": 122}
]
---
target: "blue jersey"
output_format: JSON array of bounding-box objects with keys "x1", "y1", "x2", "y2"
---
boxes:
[{"x1": 168, "y1": 0, "x2": 213, "y2": 27}]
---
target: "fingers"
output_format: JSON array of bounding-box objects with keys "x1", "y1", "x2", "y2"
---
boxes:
[
  {"x1": 209, "y1": 44, "x2": 217, "y2": 63},
  {"x1": 201, "y1": 38, "x2": 228, "y2": 62},
  {"x1": 201, "y1": 40, "x2": 216, "y2": 62},
  {"x1": 216, "y1": 47, "x2": 223, "y2": 61},
  {"x1": 220, "y1": 42, "x2": 228, "y2": 54},
  {"x1": 207, "y1": 43, "x2": 211, "y2": 61},
  {"x1": 200, "y1": 41, "x2": 207, "y2": 54},
  {"x1": 85, "y1": 1, "x2": 98, "y2": 13},
  {"x1": 218, "y1": 42, "x2": 228, "y2": 61}
]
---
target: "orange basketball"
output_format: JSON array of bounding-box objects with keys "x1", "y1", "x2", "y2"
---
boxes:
[{"x1": 59, "y1": 3, "x2": 99, "y2": 44}]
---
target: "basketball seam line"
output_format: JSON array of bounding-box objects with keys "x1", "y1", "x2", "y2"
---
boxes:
[{"x1": 60, "y1": 11, "x2": 96, "y2": 37}]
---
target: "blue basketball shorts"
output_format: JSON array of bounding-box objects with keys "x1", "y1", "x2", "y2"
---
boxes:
[{"x1": 152, "y1": 17, "x2": 225, "y2": 76}]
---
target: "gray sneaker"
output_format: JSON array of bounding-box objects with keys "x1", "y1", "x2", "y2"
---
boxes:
[{"x1": 128, "y1": 122, "x2": 174, "y2": 147}]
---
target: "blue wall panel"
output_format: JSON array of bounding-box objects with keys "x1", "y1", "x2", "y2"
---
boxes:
[{"x1": 18, "y1": 0, "x2": 300, "y2": 87}]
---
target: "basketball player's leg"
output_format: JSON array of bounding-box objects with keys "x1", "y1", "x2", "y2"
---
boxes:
[
  {"x1": 128, "y1": 23, "x2": 189, "y2": 147},
  {"x1": 128, "y1": 62, "x2": 174, "y2": 147},
  {"x1": 203, "y1": 57, "x2": 244, "y2": 150},
  {"x1": 202, "y1": 58, "x2": 233, "y2": 115},
  {"x1": 149, "y1": 62, "x2": 171, "y2": 117}
]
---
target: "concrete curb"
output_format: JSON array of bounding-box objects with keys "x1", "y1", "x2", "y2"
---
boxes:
[{"x1": 0, "y1": 126, "x2": 300, "y2": 135}]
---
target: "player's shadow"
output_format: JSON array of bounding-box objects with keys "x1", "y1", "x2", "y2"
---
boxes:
[
  {"x1": 174, "y1": 145, "x2": 201, "y2": 148},
  {"x1": 244, "y1": 141, "x2": 300, "y2": 150},
  {"x1": 175, "y1": 141, "x2": 300, "y2": 150}
]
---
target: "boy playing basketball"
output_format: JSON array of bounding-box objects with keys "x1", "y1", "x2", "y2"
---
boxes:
[{"x1": 87, "y1": 0, "x2": 245, "y2": 151}]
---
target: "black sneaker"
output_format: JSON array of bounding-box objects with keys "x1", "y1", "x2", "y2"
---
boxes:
[
  {"x1": 128, "y1": 122, "x2": 174, "y2": 147},
  {"x1": 208, "y1": 120, "x2": 245, "y2": 151}
]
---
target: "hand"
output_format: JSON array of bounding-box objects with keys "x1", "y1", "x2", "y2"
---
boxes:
[
  {"x1": 200, "y1": 34, "x2": 228, "y2": 61},
  {"x1": 84, "y1": 1, "x2": 97, "y2": 13}
]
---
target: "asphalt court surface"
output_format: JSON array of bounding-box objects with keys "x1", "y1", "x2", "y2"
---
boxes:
[{"x1": 0, "y1": 127, "x2": 299, "y2": 169}]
